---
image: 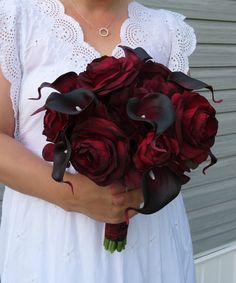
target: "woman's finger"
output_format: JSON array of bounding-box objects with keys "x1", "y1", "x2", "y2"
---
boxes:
[
  {"x1": 112, "y1": 194, "x2": 125, "y2": 206},
  {"x1": 112, "y1": 187, "x2": 144, "y2": 208},
  {"x1": 123, "y1": 188, "x2": 144, "y2": 206}
]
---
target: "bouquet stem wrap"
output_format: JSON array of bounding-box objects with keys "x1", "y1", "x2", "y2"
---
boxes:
[{"x1": 104, "y1": 222, "x2": 129, "y2": 253}]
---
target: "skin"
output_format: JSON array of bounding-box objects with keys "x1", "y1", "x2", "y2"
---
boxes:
[
  {"x1": 62, "y1": 0, "x2": 132, "y2": 56},
  {"x1": 0, "y1": 0, "x2": 144, "y2": 224}
]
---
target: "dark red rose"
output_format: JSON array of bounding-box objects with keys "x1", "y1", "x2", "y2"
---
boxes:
[
  {"x1": 171, "y1": 91, "x2": 218, "y2": 163},
  {"x1": 138, "y1": 61, "x2": 183, "y2": 96},
  {"x1": 108, "y1": 87, "x2": 149, "y2": 138},
  {"x1": 70, "y1": 117, "x2": 129, "y2": 186},
  {"x1": 132, "y1": 129, "x2": 190, "y2": 184},
  {"x1": 109, "y1": 86, "x2": 148, "y2": 111},
  {"x1": 73, "y1": 101, "x2": 111, "y2": 124},
  {"x1": 42, "y1": 143, "x2": 55, "y2": 162},
  {"x1": 133, "y1": 130, "x2": 179, "y2": 170},
  {"x1": 77, "y1": 48, "x2": 140, "y2": 96},
  {"x1": 43, "y1": 109, "x2": 69, "y2": 142},
  {"x1": 140, "y1": 61, "x2": 171, "y2": 80}
]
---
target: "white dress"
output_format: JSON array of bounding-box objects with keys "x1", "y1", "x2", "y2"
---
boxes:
[{"x1": 0, "y1": 1, "x2": 197, "y2": 282}]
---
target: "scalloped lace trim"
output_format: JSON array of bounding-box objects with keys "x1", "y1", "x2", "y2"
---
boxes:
[
  {"x1": 34, "y1": 0, "x2": 156, "y2": 66},
  {"x1": 0, "y1": 3, "x2": 21, "y2": 139},
  {"x1": 35, "y1": 0, "x2": 196, "y2": 73},
  {"x1": 166, "y1": 11, "x2": 196, "y2": 73}
]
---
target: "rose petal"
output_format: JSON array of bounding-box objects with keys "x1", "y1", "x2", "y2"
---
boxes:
[{"x1": 42, "y1": 143, "x2": 55, "y2": 162}]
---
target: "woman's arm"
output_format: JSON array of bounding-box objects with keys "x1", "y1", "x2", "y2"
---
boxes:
[{"x1": 0, "y1": 69, "x2": 143, "y2": 223}]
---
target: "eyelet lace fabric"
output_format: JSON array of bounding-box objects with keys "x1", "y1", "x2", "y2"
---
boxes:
[
  {"x1": 166, "y1": 11, "x2": 197, "y2": 73},
  {"x1": 0, "y1": 1, "x2": 22, "y2": 139},
  {"x1": 34, "y1": 0, "x2": 158, "y2": 68},
  {"x1": 33, "y1": 0, "x2": 196, "y2": 70}
]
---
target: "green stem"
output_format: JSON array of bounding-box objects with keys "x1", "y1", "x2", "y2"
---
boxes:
[
  {"x1": 103, "y1": 238, "x2": 109, "y2": 250},
  {"x1": 103, "y1": 238, "x2": 127, "y2": 253}
]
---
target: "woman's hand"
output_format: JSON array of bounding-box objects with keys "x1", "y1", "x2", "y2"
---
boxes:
[{"x1": 55, "y1": 173, "x2": 144, "y2": 224}]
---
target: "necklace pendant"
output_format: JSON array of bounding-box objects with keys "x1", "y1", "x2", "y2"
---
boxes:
[{"x1": 99, "y1": 27, "x2": 109, "y2": 37}]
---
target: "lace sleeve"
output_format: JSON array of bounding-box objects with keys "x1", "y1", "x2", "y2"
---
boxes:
[
  {"x1": 165, "y1": 11, "x2": 197, "y2": 74},
  {"x1": 0, "y1": 1, "x2": 22, "y2": 138}
]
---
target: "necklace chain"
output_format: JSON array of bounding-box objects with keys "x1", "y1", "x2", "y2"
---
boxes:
[{"x1": 69, "y1": 0, "x2": 122, "y2": 37}]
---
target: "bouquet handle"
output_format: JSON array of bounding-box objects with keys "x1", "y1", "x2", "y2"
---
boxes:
[{"x1": 104, "y1": 222, "x2": 129, "y2": 253}]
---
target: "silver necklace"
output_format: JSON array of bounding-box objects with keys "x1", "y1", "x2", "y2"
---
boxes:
[{"x1": 69, "y1": 0, "x2": 121, "y2": 37}]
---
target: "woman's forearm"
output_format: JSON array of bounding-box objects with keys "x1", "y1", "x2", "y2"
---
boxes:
[
  {"x1": 0, "y1": 131, "x2": 144, "y2": 223},
  {"x1": 0, "y1": 131, "x2": 72, "y2": 205}
]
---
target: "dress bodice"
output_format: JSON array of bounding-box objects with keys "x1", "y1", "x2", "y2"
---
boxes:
[{"x1": 0, "y1": 0, "x2": 196, "y2": 143}]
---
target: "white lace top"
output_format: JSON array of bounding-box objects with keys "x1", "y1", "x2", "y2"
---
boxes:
[
  {"x1": 0, "y1": 1, "x2": 197, "y2": 282},
  {"x1": 0, "y1": 0, "x2": 196, "y2": 138}
]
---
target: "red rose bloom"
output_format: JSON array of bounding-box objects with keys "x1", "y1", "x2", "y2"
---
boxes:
[
  {"x1": 133, "y1": 131, "x2": 179, "y2": 170},
  {"x1": 43, "y1": 109, "x2": 69, "y2": 142},
  {"x1": 42, "y1": 143, "x2": 55, "y2": 162},
  {"x1": 77, "y1": 48, "x2": 140, "y2": 96},
  {"x1": 171, "y1": 91, "x2": 219, "y2": 163},
  {"x1": 70, "y1": 117, "x2": 129, "y2": 186},
  {"x1": 138, "y1": 61, "x2": 183, "y2": 96},
  {"x1": 108, "y1": 87, "x2": 149, "y2": 138}
]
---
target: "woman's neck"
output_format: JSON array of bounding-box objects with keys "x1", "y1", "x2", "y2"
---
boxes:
[{"x1": 70, "y1": 0, "x2": 128, "y2": 13}]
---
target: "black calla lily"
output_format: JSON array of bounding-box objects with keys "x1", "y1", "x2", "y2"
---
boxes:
[
  {"x1": 127, "y1": 92, "x2": 175, "y2": 135},
  {"x1": 52, "y1": 132, "x2": 71, "y2": 184},
  {"x1": 30, "y1": 72, "x2": 78, "y2": 100},
  {"x1": 168, "y1": 71, "x2": 223, "y2": 103},
  {"x1": 32, "y1": 89, "x2": 97, "y2": 116},
  {"x1": 132, "y1": 46, "x2": 152, "y2": 62},
  {"x1": 203, "y1": 150, "x2": 218, "y2": 174},
  {"x1": 128, "y1": 167, "x2": 182, "y2": 215}
]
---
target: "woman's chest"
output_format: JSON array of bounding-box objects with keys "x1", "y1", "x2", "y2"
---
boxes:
[
  {"x1": 20, "y1": 0, "x2": 171, "y2": 80},
  {"x1": 19, "y1": 0, "x2": 172, "y2": 125}
]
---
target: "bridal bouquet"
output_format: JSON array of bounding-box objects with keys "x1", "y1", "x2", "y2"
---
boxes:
[{"x1": 31, "y1": 46, "x2": 221, "y2": 253}]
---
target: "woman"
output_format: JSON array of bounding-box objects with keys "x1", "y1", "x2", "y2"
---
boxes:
[{"x1": 0, "y1": 0, "x2": 196, "y2": 282}]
